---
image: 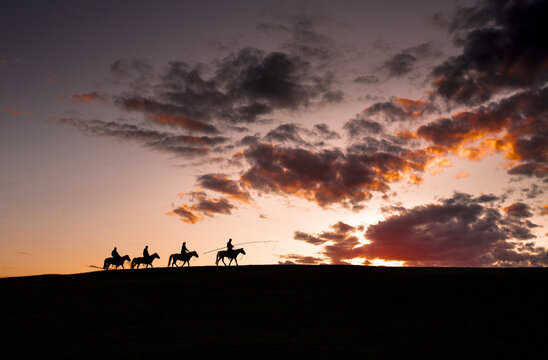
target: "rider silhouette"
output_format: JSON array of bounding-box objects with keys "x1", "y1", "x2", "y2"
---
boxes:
[
  {"x1": 227, "y1": 238, "x2": 234, "y2": 254},
  {"x1": 112, "y1": 247, "x2": 121, "y2": 260},
  {"x1": 181, "y1": 242, "x2": 189, "y2": 255},
  {"x1": 143, "y1": 245, "x2": 150, "y2": 259}
]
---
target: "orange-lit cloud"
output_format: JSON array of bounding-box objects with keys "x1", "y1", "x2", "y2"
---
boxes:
[
  {"x1": 455, "y1": 171, "x2": 469, "y2": 179},
  {"x1": 72, "y1": 93, "x2": 100, "y2": 103},
  {"x1": 147, "y1": 113, "x2": 219, "y2": 134},
  {"x1": 166, "y1": 204, "x2": 203, "y2": 224},
  {"x1": 168, "y1": 190, "x2": 239, "y2": 224},
  {"x1": 197, "y1": 174, "x2": 252, "y2": 203},
  {"x1": 240, "y1": 143, "x2": 426, "y2": 210},
  {"x1": 290, "y1": 193, "x2": 545, "y2": 267},
  {"x1": 3, "y1": 104, "x2": 32, "y2": 116}
]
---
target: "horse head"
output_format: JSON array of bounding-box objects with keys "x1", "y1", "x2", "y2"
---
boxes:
[
  {"x1": 240, "y1": 248, "x2": 246, "y2": 255},
  {"x1": 123, "y1": 255, "x2": 130, "y2": 262},
  {"x1": 152, "y1": 253, "x2": 160, "y2": 260},
  {"x1": 193, "y1": 251, "x2": 199, "y2": 258}
]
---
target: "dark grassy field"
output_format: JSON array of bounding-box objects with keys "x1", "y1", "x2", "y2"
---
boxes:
[{"x1": 1, "y1": 265, "x2": 546, "y2": 359}]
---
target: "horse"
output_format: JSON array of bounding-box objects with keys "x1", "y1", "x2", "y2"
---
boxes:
[
  {"x1": 168, "y1": 251, "x2": 199, "y2": 267},
  {"x1": 216, "y1": 248, "x2": 246, "y2": 266},
  {"x1": 103, "y1": 255, "x2": 131, "y2": 270},
  {"x1": 131, "y1": 253, "x2": 160, "y2": 269}
]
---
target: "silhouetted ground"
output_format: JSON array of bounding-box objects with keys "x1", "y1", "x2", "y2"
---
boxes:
[{"x1": 1, "y1": 265, "x2": 546, "y2": 359}]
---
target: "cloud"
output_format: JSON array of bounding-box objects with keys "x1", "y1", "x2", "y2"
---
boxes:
[
  {"x1": 240, "y1": 142, "x2": 425, "y2": 210},
  {"x1": 363, "y1": 193, "x2": 541, "y2": 266},
  {"x1": 72, "y1": 92, "x2": 106, "y2": 104},
  {"x1": 265, "y1": 123, "x2": 308, "y2": 145},
  {"x1": 312, "y1": 123, "x2": 340, "y2": 140},
  {"x1": 3, "y1": 101, "x2": 32, "y2": 116},
  {"x1": 110, "y1": 58, "x2": 153, "y2": 91},
  {"x1": 292, "y1": 221, "x2": 365, "y2": 264},
  {"x1": 278, "y1": 254, "x2": 323, "y2": 265},
  {"x1": 414, "y1": 86, "x2": 548, "y2": 178},
  {"x1": 117, "y1": 97, "x2": 220, "y2": 134},
  {"x1": 382, "y1": 42, "x2": 442, "y2": 77},
  {"x1": 354, "y1": 75, "x2": 379, "y2": 84},
  {"x1": 59, "y1": 117, "x2": 227, "y2": 157},
  {"x1": 431, "y1": 0, "x2": 548, "y2": 105},
  {"x1": 383, "y1": 53, "x2": 417, "y2": 77},
  {"x1": 196, "y1": 173, "x2": 251, "y2": 203},
  {"x1": 362, "y1": 97, "x2": 435, "y2": 122},
  {"x1": 343, "y1": 116, "x2": 383, "y2": 138},
  {"x1": 521, "y1": 184, "x2": 544, "y2": 199},
  {"x1": 503, "y1": 202, "x2": 533, "y2": 218},
  {"x1": 455, "y1": 171, "x2": 469, "y2": 179},
  {"x1": 167, "y1": 190, "x2": 239, "y2": 223},
  {"x1": 166, "y1": 204, "x2": 203, "y2": 224},
  {"x1": 290, "y1": 193, "x2": 546, "y2": 267},
  {"x1": 541, "y1": 205, "x2": 548, "y2": 216}
]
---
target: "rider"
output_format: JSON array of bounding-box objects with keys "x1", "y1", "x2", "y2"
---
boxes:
[
  {"x1": 111, "y1": 247, "x2": 121, "y2": 260},
  {"x1": 227, "y1": 238, "x2": 234, "y2": 255},
  {"x1": 143, "y1": 245, "x2": 150, "y2": 259},
  {"x1": 181, "y1": 242, "x2": 189, "y2": 255}
]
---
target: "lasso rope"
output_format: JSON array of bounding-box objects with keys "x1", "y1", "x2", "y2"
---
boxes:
[{"x1": 203, "y1": 241, "x2": 279, "y2": 254}]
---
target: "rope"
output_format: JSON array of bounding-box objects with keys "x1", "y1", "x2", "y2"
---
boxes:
[{"x1": 203, "y1": 241, "x2": 279, "y2": 254}]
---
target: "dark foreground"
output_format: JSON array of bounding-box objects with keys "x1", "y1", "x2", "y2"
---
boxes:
[{"x1": 1, "y1": 266, "x2": 547, "y2": 359}]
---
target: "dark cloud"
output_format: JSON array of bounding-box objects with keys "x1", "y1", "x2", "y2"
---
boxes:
[
  {"x1": 521, "y1": 184, "x2": 544, "y2": 199},
  {"x1": 383, "y1": 53, "x2": 417, "y2": 77},
  {"x1": 110, "y1": 58, "x2": 153, "y2": 92},
  {"x1": 354, "y1": 75, "x2": 379, "y2": 84},
  {"x1": 117, "y1": 97, "x2": 220, "y2": 134},
  {"x1": 196, "y1": 173, "x2": 251, "y2": 202},
  {"x1": 382, "y1": 42, "x2": 441, "y2": 77},
  {"x1": 313, "y1": 123, "x2": 340, "y2": 140},
  {"x1": 343, "y1": 116, "x2": 383, "y2": 138},
  {"x1": 503, "y1": 202, "x2": 533, "y2": 218},
  {"x1": 238, "y1": 134, "x2": 261, "y2": 146},
  {"x1": 191, "y1": 196, "x2": 235, "y2": 216},
  {"x1": 265, "y1": 123, "x2": 307, "y2": 145},
  {"x1": 290, "y1": 193, "x2": 546, "y2": 266},
  {"x1": 363, "y1": 97, "x2": 434, "y2": 122},
  {"x1": 363, "y1": 193, "x2": 541, "y2": 266},
  {"x1": 59, "y1": 118, "x2": 227, "y2": 157},
  {"x1": 322, "y1": 90, "x2": 344, "y2": 103},
  {"x1": 240, "y1": 143, "x2": 425, "y2": 210},
  {"x1": 277, "y1": 254, "x2": 323, "y2": 265},
  {"x1": 294, "y1": 231, "x2": 325, "y2": 245},
  {"x1": 293, "y1": 221, "x2": 364, "y2": 264},
  {"x1": 431, "y1": 0, "x2": 548, "y2": 105}
]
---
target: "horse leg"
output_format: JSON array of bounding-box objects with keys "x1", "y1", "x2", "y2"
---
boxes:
[
  {"x1": 234, "y1": 258, "x2": 239, "y2": 266},
  {"x1": 222, "y1": 257, "x2": 227, "y2": 266}
]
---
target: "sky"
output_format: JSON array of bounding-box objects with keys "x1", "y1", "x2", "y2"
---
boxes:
[{"x1": 1, "y1": 0, "x2": 547, "y2": 277}]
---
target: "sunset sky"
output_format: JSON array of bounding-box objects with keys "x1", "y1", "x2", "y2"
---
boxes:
[{"x1": 1, "y1": 0, "x2": 547, "y2": 277}]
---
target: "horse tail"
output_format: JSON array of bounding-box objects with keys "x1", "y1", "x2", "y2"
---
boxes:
[{"x1": 103, "y1": 259, "x2": 108, "y2": 270}]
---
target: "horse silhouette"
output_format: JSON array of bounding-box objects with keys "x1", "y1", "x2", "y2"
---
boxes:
[
  {"x1": 168, "y1": 251, "x2": 199, "y2": 267},
  {"x1": 216, "y1": 248, "x2": 246, "y2": 266},
  {"x1": 104, "y1": 255, "x2": 131, "y2": 270},
  {"x1": 131, "y1": 253, "x2": 160, "y2": 269}
]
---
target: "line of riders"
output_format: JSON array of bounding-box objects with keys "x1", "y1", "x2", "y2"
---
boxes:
[{"x1": 103, "y1": 238, "x2": 246, "y2": 270}]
